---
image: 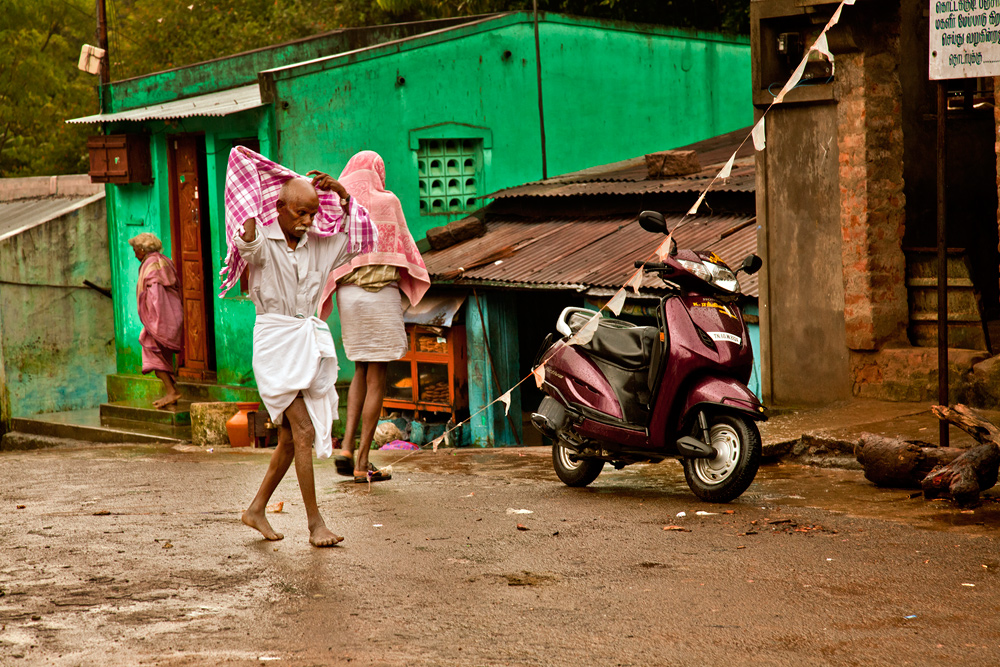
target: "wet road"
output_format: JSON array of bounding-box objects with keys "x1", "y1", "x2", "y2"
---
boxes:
[{"x1": 1, "y1": 444, "x2": 999, "y2": 666}]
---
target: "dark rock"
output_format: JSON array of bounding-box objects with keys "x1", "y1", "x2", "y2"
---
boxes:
[{"x1": 645, "y1": 150, "x2": 701, "y2": 178}]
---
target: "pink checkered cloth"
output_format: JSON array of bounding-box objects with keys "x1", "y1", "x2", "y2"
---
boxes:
[{"x1": 219, "y1": 146, "x2": 378, "y2": 297}]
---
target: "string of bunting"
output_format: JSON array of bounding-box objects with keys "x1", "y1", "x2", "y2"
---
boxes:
[{"x1": 378, "y1": 0, "x2": 855, "y2": 470}]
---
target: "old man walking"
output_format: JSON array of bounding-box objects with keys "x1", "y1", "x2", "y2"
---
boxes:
[{"x1": 222, "y1": 146, "x2": 377, "y2": 547}]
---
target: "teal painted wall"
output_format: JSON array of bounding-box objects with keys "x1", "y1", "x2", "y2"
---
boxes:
[
  {"x1": 466, "y1": 291, "x2": 523, "y2": 446},
  {"x1": 0, "y1": 197, "x2": 116, "y2": 419}
]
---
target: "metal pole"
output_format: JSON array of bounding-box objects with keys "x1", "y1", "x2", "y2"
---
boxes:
[
  {"x1": 96, "y1": 0, "x2": 110, "y2": 87},
  {"x1": 532, "y1": 0, "x2": 548, "y2": 180},
  {"x1": 936, "y1": 81, "x2": 949, "y2": 447}
]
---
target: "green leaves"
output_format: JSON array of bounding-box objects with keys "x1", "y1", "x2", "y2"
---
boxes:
[{"x1": 0, "y1": 0, "x2": 98, "y2": 176}]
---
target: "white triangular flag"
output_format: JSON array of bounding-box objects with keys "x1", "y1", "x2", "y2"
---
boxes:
[
  {"x1": 607, "y1": 288, "x2": 627, "y2": 316},
  {"x1": 498, "y1": 390, "x2": 512, "y2": 416},
  {"x1": 751, "y1": 117, "x2": 766, "y2": 151},
  {"x1": 532, "y1": 364, "x2": 546, "y2": 388},
  {"x1": 655, "y1": 235, "x2": 674, "y2": 261},
  {"x1": 774, "y1": 56, "x2": 807, "y2": 104},
  {"x1": 828, "y1": 3, "x2": 844, "y2": 28},
  {"x1": 431, "y1": 435, "x2": 445, "y2": 452},
  {"x1": 625, "y1": 269, "x2": 644, "y2": 294},
  {"x1": 687, "y1": 191, "x2": 707, "y2": 216},
  {"x1": 845, "y1": 0, "x2": 856, "y2": 5},
  {"x1": 570, "y1": 314, "x2": 600, "y2": 346},
  {"x1": 811, "y1": 32, "x2": 832, "y2": 61},
  {"x1": 718, "y1": 151, "x2": 737, "y2": 180}
]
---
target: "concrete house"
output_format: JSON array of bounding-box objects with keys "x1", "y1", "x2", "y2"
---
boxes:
[
  {"x1": 67, "y1": 12, "x2": 753, "y2": 438},
  {"x1": 0, "y1": 176, "x2": 114, "y2": 437},
  {"x1": 751, "y1": 0, "x2": 1000, "y2": 407}
]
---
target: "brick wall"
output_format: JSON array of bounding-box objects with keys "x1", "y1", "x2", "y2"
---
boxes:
[
  {"x1": 834, "y1": 4, "x2": 909, "y2": 352},
  {"x1": 996, "y1": 75, "x2": 1000, "y2": 299}
]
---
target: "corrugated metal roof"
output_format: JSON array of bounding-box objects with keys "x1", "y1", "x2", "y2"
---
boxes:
[
  {"x1": 66, "y1": 85, "x2": 263, "y2": 124},
  {"x1": 0, "y1": 193, "x2": 105, "y2": 243},
  {"x1": 488, "y1": 126, "x2": 755, "y2": 199},
  {"x1": 424, "y1": 213, "x2": 759, "y2": 297}
]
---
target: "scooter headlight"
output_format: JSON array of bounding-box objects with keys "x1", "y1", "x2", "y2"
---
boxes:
[{"x1": 677, "y1": 258, "x2": 741, "y2": 293}]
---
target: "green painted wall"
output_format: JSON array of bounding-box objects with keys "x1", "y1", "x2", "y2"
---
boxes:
[
  {"x1": 0, "y1": 197, "x2": 116, "y2": 420},
  {"x1": 103, "y1": 17, "x2": 478, "y2": 113},
  {"x1": 265, "y1": 14, "x2": 751, "y2": 240}
]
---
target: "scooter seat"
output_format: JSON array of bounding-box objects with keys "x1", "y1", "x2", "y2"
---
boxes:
[{"x1": 583, "y1": 323, "x2": 657, "y2": 369}]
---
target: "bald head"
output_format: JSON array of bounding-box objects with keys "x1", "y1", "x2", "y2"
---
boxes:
[
  {"x1": 275, "y1": 178, "x2": 320, "y2": 248},
  {"x1": 278, "y1": 178, "x2": 318, "y2": 207}
]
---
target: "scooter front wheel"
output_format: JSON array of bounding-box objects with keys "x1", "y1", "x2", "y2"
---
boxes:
[
  {"x1": 552, "y1": 442, "x2": 604, "y2": 487},
  {"x1": 682, "y1": 414, "x2": 761, "y2": 503}
]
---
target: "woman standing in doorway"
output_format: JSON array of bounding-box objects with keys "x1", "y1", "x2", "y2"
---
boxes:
[{"x1": 316, "y1": 151, "x2": 430, "y2": 482}]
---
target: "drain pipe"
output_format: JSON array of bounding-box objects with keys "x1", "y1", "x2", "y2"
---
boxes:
[{"x1": 533, "y1": 0, "x2": 548, "y2": 180}]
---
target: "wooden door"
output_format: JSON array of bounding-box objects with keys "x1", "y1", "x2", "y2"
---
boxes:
[{"x1": 168, "y1": 136, "x2": 215, "y2": 382}]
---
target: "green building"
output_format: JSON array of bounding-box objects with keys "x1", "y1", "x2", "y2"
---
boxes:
[{"x1": 68, "y1": 12, "x2": 751, "y2": 438}]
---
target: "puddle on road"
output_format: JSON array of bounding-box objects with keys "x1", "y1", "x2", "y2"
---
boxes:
[
  {"x1": 13, "y1": 443, "x2": 1000, "y2": 535},
  {"x1": 397, "y1": 447, "x2": 1000, "y2": 535}
]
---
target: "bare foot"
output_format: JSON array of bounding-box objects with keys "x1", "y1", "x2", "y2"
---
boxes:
[
  {"x1": 152, "y1": 391, "x2": 181, "y2": 409},
  {"x1": 309, "y1": 524, "x2": 344, "y2": 547},
  {"x1": 242, "y1": 509, "x2": 283, "y2": 541}
]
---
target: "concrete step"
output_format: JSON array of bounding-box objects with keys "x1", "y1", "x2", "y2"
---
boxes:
[
  {"x1": 99, "y1": 400, "x2": 192, "y2": 427},
  {"x1": 6, "y1": 415, "x2": 186, "y2": 447}
]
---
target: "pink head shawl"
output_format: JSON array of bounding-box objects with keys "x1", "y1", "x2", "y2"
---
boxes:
[
  {"x1": 318, "y1": 150, "x2": 430, "y2": 319},
  {"x1": 220, "y1": 146, "x2": 377, "y2": 297}
]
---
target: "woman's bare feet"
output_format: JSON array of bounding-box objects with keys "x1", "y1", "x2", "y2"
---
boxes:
[
  {"x1": 308, "y1": 522, "x2": 344, "y2": 547},
  {"x1": 242, "y1": 509, "x2": 283, "y2": 541},
  {"x1": 152, "y1": 391, "x2": 181, "y2": 409}
]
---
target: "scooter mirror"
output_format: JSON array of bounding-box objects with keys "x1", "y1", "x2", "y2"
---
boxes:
[
  {"x1": 638, "y1": 210, "x2": 668, "y2": 234},
  {"x1": 739, "y1": 254, "x2": 763, "y2": 275}
]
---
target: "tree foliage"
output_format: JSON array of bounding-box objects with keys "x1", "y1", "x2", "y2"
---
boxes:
[
  {"x1": 109, "y1": 0, "x2": 748, "y2": 80},
  {"x1": 0, "y1": 0, "x2": 99, "y2": 177},
  {"x1": 6, "y1": 0, "x2": 748, "y2": 177}
]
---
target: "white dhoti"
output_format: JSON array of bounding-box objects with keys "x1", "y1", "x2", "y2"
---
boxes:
[{"x1": 252, "y1": 313, "x2": 339, "y2": 459}]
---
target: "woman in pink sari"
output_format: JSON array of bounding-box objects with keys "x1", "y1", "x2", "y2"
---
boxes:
[
  {"x1": 316, "y1": 151, "x2": 430, "y2": 482},
  {"x1": 129, "y1": 234, "x2": 184, "y2": 409}
]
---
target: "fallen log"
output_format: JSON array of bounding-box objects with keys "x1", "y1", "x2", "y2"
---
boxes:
[
  {"x1": 922, "y1": 405, "x2": 1000, "y2": 507},
  {"x1": 855, "y1": 433, "x2": 964, "y2": 489}
]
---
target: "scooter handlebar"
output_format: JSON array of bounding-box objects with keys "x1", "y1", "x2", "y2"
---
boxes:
[{"x1": 635, "y1": 261, "x2": 668, "y2": 271}]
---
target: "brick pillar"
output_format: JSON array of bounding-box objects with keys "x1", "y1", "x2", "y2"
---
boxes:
[{"x1": 834, "y1": 5, "x2": 908, "y2": 351}]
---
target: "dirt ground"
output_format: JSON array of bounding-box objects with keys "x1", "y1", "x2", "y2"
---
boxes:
[{"x1": 1, "y1": 443, "x2": 999, "y2": 666}]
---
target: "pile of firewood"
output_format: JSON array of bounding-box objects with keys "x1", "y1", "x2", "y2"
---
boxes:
[{"x1": 855, "y1": 404, "x2": 1000, "y2": 507}]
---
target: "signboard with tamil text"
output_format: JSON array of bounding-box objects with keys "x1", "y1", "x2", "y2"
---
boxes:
[{"x1": 929, "y1": 0, "x2": 1000, "y2": 79}]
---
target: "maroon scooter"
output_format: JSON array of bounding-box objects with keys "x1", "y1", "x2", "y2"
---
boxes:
[{"x1": 531, "y1": 210, "x2": 767, "y2": 502}]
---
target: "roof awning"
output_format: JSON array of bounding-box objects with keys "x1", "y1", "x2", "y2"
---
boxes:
[
  {"x1": 66, "y1": 85, "x2": 263, "y2": 124},
  {"x1": 403, "y1": 293, "x2": 467, "y2": 327}
]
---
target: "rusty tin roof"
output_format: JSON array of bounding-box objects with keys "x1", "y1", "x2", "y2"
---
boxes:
[
  {"x1": 487, "y1": 127, "x2": 756, "y2": 200},
  {"x1": 424, "y1": 213, "x2": 759, "y2": 298}
]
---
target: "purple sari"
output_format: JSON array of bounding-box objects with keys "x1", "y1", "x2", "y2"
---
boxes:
[{"x1": 137, "y1": 252, "x2": 184, "y2": 374}]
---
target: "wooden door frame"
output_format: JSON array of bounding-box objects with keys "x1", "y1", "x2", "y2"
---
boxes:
[{"x1": 166, "y1": 133, "x2": 217, "y2": 383}]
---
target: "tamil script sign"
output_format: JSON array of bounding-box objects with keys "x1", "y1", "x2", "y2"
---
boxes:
[{"x1": 929, "y1": 0, "x2": 1000, "y2": 79}]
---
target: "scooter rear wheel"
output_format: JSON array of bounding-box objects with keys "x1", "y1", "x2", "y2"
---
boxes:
[
  {"x1": 682, "y1": 414, "x2": 761, "y2": 503},
  {"x1": 552, "y1": 442, "x2": 604, "y2": 487}
]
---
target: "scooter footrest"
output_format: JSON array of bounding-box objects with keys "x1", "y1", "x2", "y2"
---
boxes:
[{"x1": 676, "y1": 436, "x2": 715, "y2": 458}]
